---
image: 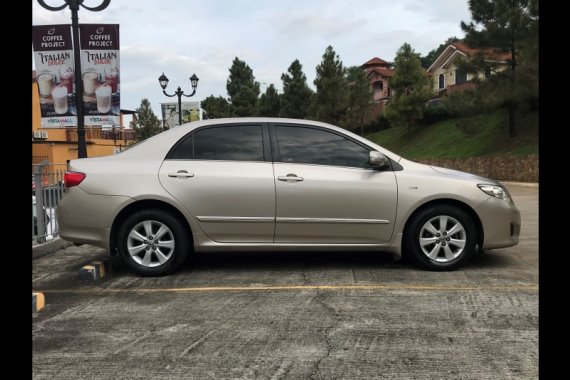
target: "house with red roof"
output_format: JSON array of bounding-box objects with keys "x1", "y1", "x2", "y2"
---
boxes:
[
  {"x1": 362, "y1": 57, "x2": 394, "y2": 102},
  {"x1": 358, "y1": 57, "x2": 394, "y2": 123},
  {"x1": 426, "y1": 41, "x2": 509, "y2": 96}
]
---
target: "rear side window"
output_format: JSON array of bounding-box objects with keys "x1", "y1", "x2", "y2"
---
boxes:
[
  {"x1": 167, "y1": 134, "x2": 193, "y2": 159},
  {"x1": 275, "y1": 126, "x2": 371, "y2": 168},
  {"x1": 168, "y1": 125, "x2": 264, "y2": 161}
]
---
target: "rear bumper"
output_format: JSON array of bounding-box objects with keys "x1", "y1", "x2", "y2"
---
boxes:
[{"x1": 57, "y1": 187, "x2": 132, "y2": 250}]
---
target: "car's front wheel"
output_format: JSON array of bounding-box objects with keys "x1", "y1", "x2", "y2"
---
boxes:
[
  {"x1": 117, "y1": 209, "x2": 189, "y2": 276},
  {"x1": 405, "y1": 205, "x2": 476, "y2": 271}
]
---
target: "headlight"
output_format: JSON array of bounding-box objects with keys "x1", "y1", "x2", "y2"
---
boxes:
[{"x1": 477, "y1": 184, "x2": 511, "y2": 201}]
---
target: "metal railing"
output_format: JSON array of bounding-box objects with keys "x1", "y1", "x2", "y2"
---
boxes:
[
  {"x1": 32, "y1": 162, "x2": 67, "y2": 244},
  {"x1": 65, "y1": 128, "x2": 136, "y2": 143}
]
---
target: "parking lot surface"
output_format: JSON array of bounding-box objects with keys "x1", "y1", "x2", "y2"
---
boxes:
[{"x1": 32, "y1": 184, "x2": 538, "y2": 379}]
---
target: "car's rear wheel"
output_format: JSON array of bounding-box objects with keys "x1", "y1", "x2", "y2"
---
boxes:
[
  {"x1": 405, "y1": 205, "x2": 476, "y2": 271},
  {"x1": 117, "y1": 209, "x2": 189, "y2": 276}
]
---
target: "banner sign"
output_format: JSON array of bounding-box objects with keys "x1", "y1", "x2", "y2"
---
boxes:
[
  {"x1": 32, "y1": 25, "x2": 77, "y2": 128},
  {"x1": 161, "y1": 101, "x2": 200, "y2": 128},
  {"x1": 79, "y1": 24, "x2": 120, "y2": 125}
]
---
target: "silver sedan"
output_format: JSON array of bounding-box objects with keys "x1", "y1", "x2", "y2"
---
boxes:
[{"x1": 57, "y1": 118, "x2": 520, "y2": 276}]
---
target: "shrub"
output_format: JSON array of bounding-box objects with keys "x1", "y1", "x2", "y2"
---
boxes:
[
  {"x1": 365, "y1": 114, "x2": 391, "y2": 134},
  {"x1": 421, "y1": 105, "x2": 449, "y2": 125}
]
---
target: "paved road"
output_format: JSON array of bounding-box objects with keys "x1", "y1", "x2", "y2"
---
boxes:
[{"x1": 32, "y1": 185, "x2": 538, "y2": 379}]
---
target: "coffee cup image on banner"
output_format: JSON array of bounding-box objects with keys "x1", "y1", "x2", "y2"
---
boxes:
[
  {"x1": 51, "y1": 84, "x2": 69, "y2": 115},
  {"x1": 95, "y1": 83, "x2": 112, "y2": 114},
  {"x1": 59, "y1": 66, "x2": 74, "y2": 94},
  {"x1": 37, "y1": 72, "x2": 55, "y2": 104},
  {"x1": 104, "y1": 66, "x2": 119, "y2": 94}
]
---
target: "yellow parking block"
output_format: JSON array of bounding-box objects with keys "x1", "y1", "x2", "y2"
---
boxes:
[
  {"x1": 78, "y1": 260, "x2": 108, "y2": 281},
  {"x1": 32, "y1": 292, "x2": 45, "y2": 312}
]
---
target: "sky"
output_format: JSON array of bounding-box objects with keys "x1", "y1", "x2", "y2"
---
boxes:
[{"x1": 32, "y1": 0, "x2": 471, "y2": 123}]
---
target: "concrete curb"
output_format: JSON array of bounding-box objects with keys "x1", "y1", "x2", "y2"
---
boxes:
[
  {"x1": 32, "y1": 292, "x2": 45, "y2": 312},
  {"x1": 33, "y1": 237, "x2": 73, "y2": 260},
  {"x1": 500, "y1": 181, "x2": 539, "y2": 188}
]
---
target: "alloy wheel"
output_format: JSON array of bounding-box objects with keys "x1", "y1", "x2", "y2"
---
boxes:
[
  {"x1": 419, "y1": 215, "x2": 466, "y2": 263},
  {"x1": 127, "y1": 220, "x2": 175, "y2": 268}
]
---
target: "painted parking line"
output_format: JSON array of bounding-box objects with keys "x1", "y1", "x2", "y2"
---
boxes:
[{"x1": 36, "y1": 283, "x2": 538, "y2": 294}]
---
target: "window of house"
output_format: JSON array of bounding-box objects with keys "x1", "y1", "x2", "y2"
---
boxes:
[
  {"x1": 275, "y1": 126, "x2": 371, "y2": 169},
  {"x1": 168, "y1": 125, "x2": 264, "y2": 161},
  {"x1": 455, "y1": 69, "x2": 467, "y2": 84},
  {"x1": 373, "y1": 81, "x2": 383, "y2": 91},
  {"x1": 438, "y1": 74, "x2": 445, "y2": 89}
]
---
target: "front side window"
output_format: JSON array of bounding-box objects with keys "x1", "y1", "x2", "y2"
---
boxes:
[
  {"x1": 438, "y1": 74, "x2": 445, "y2": 89},
  {"x1": 275, "y1": 126, "x2": 371, "y2": 169},
  {"x1": 168, "y1": 125, "x2": 264, "y2": 161}
]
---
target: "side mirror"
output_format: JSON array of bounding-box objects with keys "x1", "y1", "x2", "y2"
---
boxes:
[{"x1": 369, "y1": 151, "x2": 389, "y2": 169}]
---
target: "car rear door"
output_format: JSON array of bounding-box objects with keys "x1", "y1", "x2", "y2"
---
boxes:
[
  {"x1": 271, "y1": 124, "x2": 398, "y2": 244},
  {"x1": 159, "y1": 123, "x2": 275, "y2": 243}
]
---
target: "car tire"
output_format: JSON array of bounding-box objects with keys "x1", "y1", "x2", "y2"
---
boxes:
[
  {"x1": 405, "y1": 205, "x2": 476, "y2": 271},
  {"x1": 117, "y1": 209, "x2": 189, "y2": 276}
]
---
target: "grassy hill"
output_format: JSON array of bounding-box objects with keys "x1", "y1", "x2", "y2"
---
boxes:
[{"x1": 366, "y1": 110, "x2": 538, "y2": 159}]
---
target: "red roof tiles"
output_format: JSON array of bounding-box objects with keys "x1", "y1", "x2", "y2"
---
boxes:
[{"x1": 363, "y1": 57, "x2": 389, "y2": 67}]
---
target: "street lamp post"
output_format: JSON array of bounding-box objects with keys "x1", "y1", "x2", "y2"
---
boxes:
[
  {"x1": 158, "y1": 73, "x2": 199, "y2": 127},
  {"x1": 36, "y1": 0, "x2": 111, "y2": 159}
]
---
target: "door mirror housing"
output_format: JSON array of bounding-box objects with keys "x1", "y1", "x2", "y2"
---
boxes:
[{"x1": 369, "y1": 151, "x2": 389, "y2": 169}]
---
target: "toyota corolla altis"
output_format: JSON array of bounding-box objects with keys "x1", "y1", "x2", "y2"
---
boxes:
[{"x1": 58, "y1": 118, "x2": 520, "y2": 276}]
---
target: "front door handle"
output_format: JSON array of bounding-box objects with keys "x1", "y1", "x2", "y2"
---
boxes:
[
  {"x1": 278, "y1": 174, "x2": 304, "y2": 182},
  {"x1": 168, "y1": 170, "x2": 194, "y2": 178}
]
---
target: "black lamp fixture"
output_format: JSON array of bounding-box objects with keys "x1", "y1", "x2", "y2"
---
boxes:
[
  {"x1": 158, "y1": 72, "x2": 169, "y2": 90},
  {"x1": 158, "y1": 72, "x2": 199, "y2": 126},
  {"x1": 190, "y1": 74, "x2": 199, "y2": 90}
]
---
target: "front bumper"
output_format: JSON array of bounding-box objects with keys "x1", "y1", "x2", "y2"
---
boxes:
[{"x1": 475, "y1": 196, "x2": 521, "y2": 250}]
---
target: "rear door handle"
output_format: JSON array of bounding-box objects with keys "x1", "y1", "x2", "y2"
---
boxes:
[
  {"x1": 168, "y1": 170, "x2": 194, "y2": 178},
  {"x1": 278, "y1": 174, "x2": 303, "y2": 182}
]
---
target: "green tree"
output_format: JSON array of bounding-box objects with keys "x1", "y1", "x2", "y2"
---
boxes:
[
  {"x1": 257, "y1": 84, "x2": 281, "y2": 117},
  {"x1": 460, "y1": 0, "x2": 539, "y2": 137},
  {"x1": 344, "y1": 66, "x2": 372, "y2": 135},
  {"x1": 130, "y1": 98, "x2": 161, "y2": 141},
  {"x1": 201, "y1": 95, "x2": 230, "y2": 119},
  {"x1": 310, "y1": 46, "x2": 348, "y2": 125},
  {"x1": 226, "y1": 57, "x2": 260, "y2": 116},
  {"x1": 420, "y1": 36, "x2": 459, "y2": 69},
  {"x1": 385, "y1": 43, "x2": 432, "y2": 139},
  {"x1": 280, "y1": 59, "x2": 313, "y2": 119}
]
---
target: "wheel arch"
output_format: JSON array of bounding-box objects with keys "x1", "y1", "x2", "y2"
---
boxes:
[
  {"x1": 401, "y1": 198, "x2": 484, "y2": 257},
  {"x1": 109, "y1": 199, "x2": 193, "y2": 255}
]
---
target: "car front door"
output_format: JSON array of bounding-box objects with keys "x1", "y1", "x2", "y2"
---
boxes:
[
  {"x1": 159, "y1": 124, "x2": 275, "y2": 243},
  {"x1": 272, "y1": 124, "x2": 398, "y2": 244}
]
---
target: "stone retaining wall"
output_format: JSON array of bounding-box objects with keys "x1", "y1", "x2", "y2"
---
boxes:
[{"x1": 412, "y1": 154, "x2": 538, "y2": 182}]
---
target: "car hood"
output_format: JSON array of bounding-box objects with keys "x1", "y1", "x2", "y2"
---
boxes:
[{"x1": 429, "y1": 165, "x2": 498, "y2": 184}]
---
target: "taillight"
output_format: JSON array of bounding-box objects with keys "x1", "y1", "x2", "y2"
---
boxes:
[{"x1": 64, "y1": 171, "x2": 86, "y2": 188}]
